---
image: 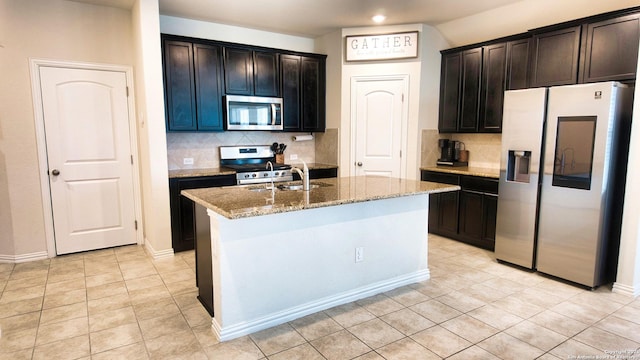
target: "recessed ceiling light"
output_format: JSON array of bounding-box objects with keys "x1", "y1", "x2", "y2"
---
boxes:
[{"x1": 372, "y1": 14, "x2": 386, "y2": 23}]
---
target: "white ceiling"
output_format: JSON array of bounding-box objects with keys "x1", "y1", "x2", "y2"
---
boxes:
[{"x1": 70, "y1": 0, "x2": 525, "y2": 37}]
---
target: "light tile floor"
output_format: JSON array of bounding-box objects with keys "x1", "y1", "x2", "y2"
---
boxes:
[{"x1": 1, "y1": 234, "x2": 640, "y2": 359}]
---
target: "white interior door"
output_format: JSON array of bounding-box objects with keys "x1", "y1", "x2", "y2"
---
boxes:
[
  {"x1": 39, "y1": 66, "x2": 137, "y2": 255},
  {"x1": 352, "y1": 76, "x2": 407, "y2": 177}
]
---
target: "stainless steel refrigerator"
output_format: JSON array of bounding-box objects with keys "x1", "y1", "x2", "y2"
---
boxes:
[{"x1": 495, "y1": 82, "x2": 633, "y2": 288}]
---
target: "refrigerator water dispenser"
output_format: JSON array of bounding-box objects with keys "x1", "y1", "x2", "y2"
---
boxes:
[{"x1": 507, "y1": 150, "x2": 531, "y2": 183}]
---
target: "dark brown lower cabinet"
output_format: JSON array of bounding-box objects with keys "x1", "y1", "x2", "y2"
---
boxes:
[
  {"x1": 459, "y1": 190, "x2": 498, "y2": 250},
  {"x1": 194, "y1": 202, "x2": 214, "y2": 316},
  {"x1": 422, "y1": 170, "x2": 498, "y2": 251},
  {"x1": 430, "y1": 191, "x2": 460, "y2": 239},
  {"x1": 169, "y1": 175, "x2": 236, "y2": 252}
]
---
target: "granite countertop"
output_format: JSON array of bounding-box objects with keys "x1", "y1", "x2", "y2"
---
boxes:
[
  {"x1": 421, "y1": 166, "x2": 500, "y2": 179},
  {"x1": 168, "y1": 163, "x2": 338, "y2": 179},
  {"x1": 182, "y1": 176, "x2": 460, "y2": 219}
]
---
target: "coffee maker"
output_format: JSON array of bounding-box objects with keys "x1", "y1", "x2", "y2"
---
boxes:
[{"x1": 437, "y1": 139, "x2": 468, "y2": 166}]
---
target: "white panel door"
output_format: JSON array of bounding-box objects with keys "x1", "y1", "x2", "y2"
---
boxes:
[
  {"x1": 353, "y1": 77, "x2": 406, "y2": 177},
  {"x1": 40, "y1": 66, "x2": 137, "y2": 255}
]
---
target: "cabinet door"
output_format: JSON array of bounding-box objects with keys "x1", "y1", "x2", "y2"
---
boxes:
[
  {"x1": 438, "y1": 52, "x2": 461, "y2": 133},
  {"x1": 459, "y1": 190, "x2": 484, "y2": 241},
  {"x1": 254, "y1": 51, "x2": 280, "y2": 97},
  {"x1": 193, "y1": 43, "x2": 224, "y2": 131},
  {"x1": 482, "y1": 194, "x2": 498, "y2": 248},
  {"x1": 479, "y1": 43, "x2": 506, "y2": 133},
  {"x1": 506, "y1": 38, "x2": 530, "y2": 90},
  {"x1": 301, "y1": 56, "x2": 326, "y2": 132},
  {"x1": 224, "y1": 47, "x2": 253, "y2": 95},
  {"x1": 163, "y1": 40, "x2": 196, "y2": 131},
  {"x1": 530, "y1": 26, "x2": 581, "y2": 87},
  {"x1": 281, "y1": 54, "x2": 301, "y2": 131},
  {"x1": 438, "y1": 191, "x2": 460, "y2": 236},
  {"x1": 427, "y1": 193, "x2": 440, "y2": 233},
  {"x1": 459, "y1": 48, "x2": 482, "y2": 132},
  {"x1": 581, "y1": 14, "x2": 640, "y2": 83},
  {"x1": 169, "y1": 175, "x2": 236, "y2": 252}
]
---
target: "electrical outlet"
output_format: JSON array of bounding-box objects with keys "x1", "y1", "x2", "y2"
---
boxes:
[
  {"x1": 183, "y1": 158, "x2": 194, "y2": 165},
  {"x1": 289, "y1": 154, "x2": 298, "y2": 160},
  {"x1": 355, "y1": 247, "x2": 364, "y2": 263}
]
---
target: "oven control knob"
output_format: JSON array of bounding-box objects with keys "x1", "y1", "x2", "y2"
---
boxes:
[
  {"x1": 252, "y1": 174, "x2": 257, "y2": 178},
  {"x1": 263, "y1": 173, "x2": 268, "y2": 177},
  {"x1": 274, "y1": 172, "x2": 279, "y2": 176},
  {"x1": 244, "y1": 174, "x2": 250, "y2": 178}
]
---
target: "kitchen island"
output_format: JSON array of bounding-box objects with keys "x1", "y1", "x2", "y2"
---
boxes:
[{"x1": 182, "y1": 176, "x2": 459, "y2": 341}]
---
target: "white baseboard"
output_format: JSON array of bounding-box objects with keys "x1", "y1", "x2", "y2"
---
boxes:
[
  {"x1": 612, "y1": 282, "x2": 640, "y2": 298},
  {"x1": 143, "y1": 237, "x2": 174, "y2": 260},
  {"x1": 0, "y1": 251, "x2": 49, "y2": 264},
  {"x1": 212, "y1": 269, "x2": 431, "y2": 342}
]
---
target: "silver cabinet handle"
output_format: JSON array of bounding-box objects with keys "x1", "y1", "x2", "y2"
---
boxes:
[{"x1": 51, "y1": 169, "x2": 60, "y2": 176}]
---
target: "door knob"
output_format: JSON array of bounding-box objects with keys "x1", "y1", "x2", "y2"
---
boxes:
[
  {"x1": 51, "y1": 169, "x2": 60, "y2": 176},
  {"x1": 357, "y1": 162, "x2": 363, "y2": 167}
]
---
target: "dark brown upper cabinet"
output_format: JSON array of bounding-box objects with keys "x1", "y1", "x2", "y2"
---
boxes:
[
  {"x1": 459, "y1": 48, "x2": 483, "y2": 132},
  {"x1": 163, "y1": 40, "x2": 196, "y2": 131},
  {"x1": 479, "y1": 43, "x2": 507, "y2": 132},
  {"x1": 162, "y1": 38, "x2": 224, "y2": 131},
  {"x1": 223, "y1": 47, "x2": 279, "y2": 97},
  {"x1": 253, "y1": 50, "x2": 280, "y2": 97},
  {"x1": 529, "y1": 25, "x2": 582, "y2": 88},
  {"x1": 301, "y1": 56, "x2": 326, "y2": 132},
  {"x1": 439, "y1": 44, "x2": 507, "y2": 133},
  {"x1": 193, "y1": 43, "x2": 224, "y2": 131},
  {"x1": 281, "y1": 54, "x2": 301, "y2": 131},
  {"x1": 280, "y1": 54, "x2": 326, "y2": 132},
  {"x1": 506, "y1": 38, "x2": 530, "y2": 90},
  {"x1": 580, "y1": 13, "x2": 640, "y2": 83},
  {"x1": 438, "y1": 52, "x2": 462, "y2": 132}
]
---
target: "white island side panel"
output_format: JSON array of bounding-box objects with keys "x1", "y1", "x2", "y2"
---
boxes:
[{"x1": 208, "y1": 194, "x2": 430, "y2": 341}]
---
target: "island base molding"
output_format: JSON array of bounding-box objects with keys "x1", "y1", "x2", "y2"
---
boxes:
[{"x1": 212, "y1": 268, "x2": 431, "y2": 341}]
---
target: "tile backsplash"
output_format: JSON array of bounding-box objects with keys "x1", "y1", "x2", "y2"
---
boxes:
[
  {"x1": 421, "y1": 130, "x2": 502, "y2": 169},
  {"x1": 167, "y1": 131, "x2": 316, "y2": 170}
]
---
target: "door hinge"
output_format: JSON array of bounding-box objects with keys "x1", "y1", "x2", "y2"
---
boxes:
[
  {"x1": 400, "y1": 150, "x2": 402, "y2": 158},
  {"x1": 130, "y1": 155, "x2": 134, "y2": 165},
  {"x1": 402, "y1": 93, "x2": 404, "y2": 102},
  {"x1": 134, "y1": 220, "x2": 138, "y2": 230},
  {"x1": 126, "y1": 86, "x2": 129, "y2": 97}
]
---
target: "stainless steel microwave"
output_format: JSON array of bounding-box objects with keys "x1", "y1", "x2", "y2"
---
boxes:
[{"x1": 225, "y1": 95, "x2": 283, "y2": 131}]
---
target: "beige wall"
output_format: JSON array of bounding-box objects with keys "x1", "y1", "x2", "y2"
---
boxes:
[
  {"x1": 132, "y1": 0, "x2": 172, "y2": 257},
  {"x1": 0, "y1": 0, "x2": 134, "y2": 258},
  {"x1": 339, "y1": 24, "x2": 449, "y2": 181}
]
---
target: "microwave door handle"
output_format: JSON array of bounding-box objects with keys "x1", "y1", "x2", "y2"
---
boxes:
[{"x1": 271, "y1": 104, "x2": 276, "y2": 126}]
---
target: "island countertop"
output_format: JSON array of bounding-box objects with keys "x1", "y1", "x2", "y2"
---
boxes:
[{"x1": 182, "y1": 176, "x2": 460, "y2": 219}]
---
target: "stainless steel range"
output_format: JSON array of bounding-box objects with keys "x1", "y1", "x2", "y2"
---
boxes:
[{"x1": 220, "y1": 145, "x2": 293, "y2": 185}]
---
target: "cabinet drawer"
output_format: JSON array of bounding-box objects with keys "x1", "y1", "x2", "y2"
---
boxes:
[
  {"x1": 460, "y1": 176, "x2": 498, "y2": 194},
  {"x1": 421, "y1": 171, "x2": 460, "y2": 185}
]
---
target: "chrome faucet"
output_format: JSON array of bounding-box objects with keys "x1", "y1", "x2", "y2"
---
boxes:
[
  {"x1": 265, "y1": 161, "x2": 275, "y2": 190},
  {"x1": 291, "y1": 160, "x2": 310, "y2": 191}
]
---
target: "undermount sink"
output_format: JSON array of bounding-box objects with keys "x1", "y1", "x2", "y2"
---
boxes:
[
  {"x1": 247, "y1": 185, "x2": 274, "y2": 192},
  {"x1": 277, "y1": 184, "x2": 319, "y2": 191},
  {"x1": 277, "y1": 181, "x2": 332, "y2": 191},
  {"x1": 246, "y1": 181, "x2": 332, "y2": 192}
]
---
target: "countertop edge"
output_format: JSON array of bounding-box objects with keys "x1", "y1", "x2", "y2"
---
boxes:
[
  {"x1": 421, "y1": 166, "x2": 500, "y2": 179},
  {"x1": 182, "y1": 179, "x2": 460, "y2": 220}
]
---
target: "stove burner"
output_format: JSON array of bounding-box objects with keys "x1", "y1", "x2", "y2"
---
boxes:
[{"x1": 219, "y1": 145, "x2": 293, "y2": 185}]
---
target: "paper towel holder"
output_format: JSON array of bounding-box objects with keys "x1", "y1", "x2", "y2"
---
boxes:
[{"x1": 292, "y1": 134, "x2": 314, "y2": 142}]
